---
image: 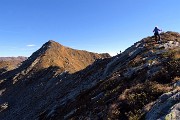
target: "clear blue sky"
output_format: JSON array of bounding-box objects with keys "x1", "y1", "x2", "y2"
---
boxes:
[{"x1": 0, "y1": 0, "x2": 180, "y2": 57}]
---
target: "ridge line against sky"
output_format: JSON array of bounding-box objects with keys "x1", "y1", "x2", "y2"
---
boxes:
[{"x1": 0, "y1": 0, "x2": 180, "y2": 57}]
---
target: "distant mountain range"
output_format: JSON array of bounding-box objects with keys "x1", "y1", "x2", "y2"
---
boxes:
[
  {"x1": 0, "y1": 56, "x2": 27, "y2": 72},
  {"x1": 0, "y1": 31, "x2": 179, "y2": 120},
  {"x1": 0, "y1": 56, "x2": 27, "y2": 61}
]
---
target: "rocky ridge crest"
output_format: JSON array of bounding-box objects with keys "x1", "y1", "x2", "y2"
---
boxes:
[{"x1": 0, "y1": 32, "x2": 179, "y2": 120}]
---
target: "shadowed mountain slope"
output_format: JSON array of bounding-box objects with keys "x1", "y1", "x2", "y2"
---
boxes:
[
  {"x1": 0, "y1": 40, "x2": 110, "y2": 119},
  {"x1": 0, "y1": 32, "x2": 179, "y2": 120}
]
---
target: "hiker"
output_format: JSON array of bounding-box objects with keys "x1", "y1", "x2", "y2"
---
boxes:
[{"x1": 153, "y1": 26, "x2": 162, "y2": 42}]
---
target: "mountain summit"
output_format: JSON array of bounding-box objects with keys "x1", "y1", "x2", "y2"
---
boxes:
[
  {"x1": 0, "y1": 32, "x2": 179, "y2": 120},
  {"x1": 20, "y1": 40, "x2": 110, "y2": 73}
]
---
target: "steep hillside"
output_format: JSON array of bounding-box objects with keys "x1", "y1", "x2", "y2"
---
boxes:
[
  {"x1": 0, "y1": 32, "x2": 179, "y2": 120},
  {"x1": 0, "y1": 40, "x2": 110, "y2": 120},
  {"x1": 36, "y1": 40, "x2": 110, "y2": 73},
  {"x1": 0, "y1": 40, "x2": 110, "y2": 84},
  {"x1": 37, "y1": 31, "x2": 179, "y2": 120},
  {"x1": 16, "y1": 40, "x2": 109, "y2": 73}
]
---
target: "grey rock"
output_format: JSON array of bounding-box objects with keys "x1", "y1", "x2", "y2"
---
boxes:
[
  {"x1": 173, "y1": 81, "x2": 180, "y2": 88},
  {"x1": 146, "y1": 89, "x2": 180, "y2": 120}
]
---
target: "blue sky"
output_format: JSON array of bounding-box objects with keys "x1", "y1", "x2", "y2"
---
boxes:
[{"x1": 0, "y1": 0, "x2": 180, "y2": 57}]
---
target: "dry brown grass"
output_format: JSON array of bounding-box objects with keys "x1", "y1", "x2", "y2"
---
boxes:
[
  {"x1": 174, "y1": 50, "x2": 180, "y2": 59},
  {"x1": 173, "y1": 77, "x2": 180, "y2": 82},
  {"x1": 34, "y1": 41, "x2": 110, "y2": 73},
  {"x1": 0, "y1": 60, "x2": 22, "y2": 71},
  {"x1": 115, "y1": 82, "x2": 172, "y2": 119}
]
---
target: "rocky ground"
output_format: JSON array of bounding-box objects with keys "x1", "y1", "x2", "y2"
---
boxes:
[{"x1": 0, "y1": 31, "x2": 179, "y2": 120}]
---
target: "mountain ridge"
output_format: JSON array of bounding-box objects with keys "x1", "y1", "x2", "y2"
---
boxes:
[
  {"x1": 0, "y1": 31, "x2": 179, "y2": 120},
  {"x1": 21, "y1": 40, "x2": 110, "y2": 72}
]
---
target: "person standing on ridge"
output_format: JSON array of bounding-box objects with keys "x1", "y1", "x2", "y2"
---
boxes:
[{"x1": 153, "y1": 26, "x2": 162, "y2": 43}]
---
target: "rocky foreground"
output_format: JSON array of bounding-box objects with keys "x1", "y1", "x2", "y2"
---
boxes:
[{"x1": 0, "y1": 31, "x2": 179, "y2": 120}]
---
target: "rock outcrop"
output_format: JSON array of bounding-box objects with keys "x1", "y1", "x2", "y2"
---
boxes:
[{"x1": 146, "y1": 88, "x2": 180, "y2": 120}]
